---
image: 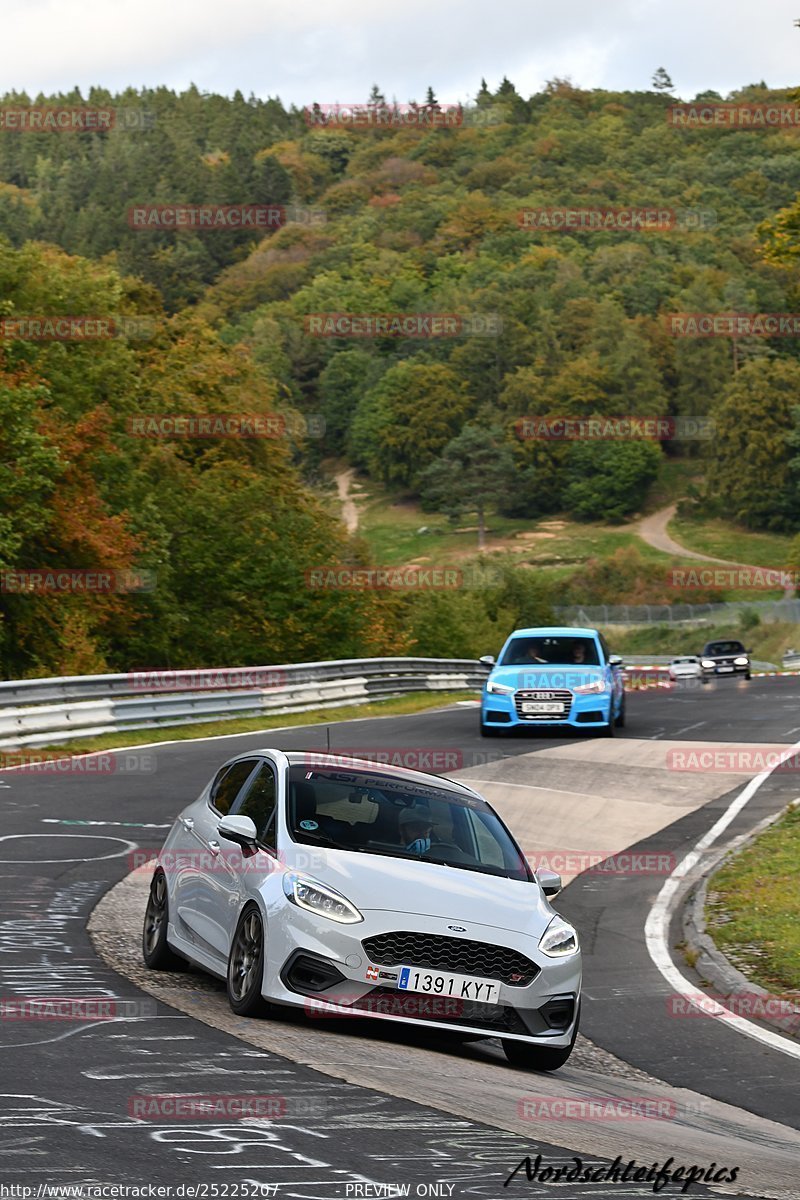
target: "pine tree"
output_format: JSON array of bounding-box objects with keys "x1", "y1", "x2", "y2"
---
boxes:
[{"x1": 652, "y1": 67, "x2": 674, "y2": 94}]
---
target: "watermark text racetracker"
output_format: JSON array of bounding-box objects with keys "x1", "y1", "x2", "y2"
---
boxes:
[
  {"x1": 524, "y1": 849, "x2": 676, "y2": 876},
  {"x1": 514, "y1": 416, "x2": 713, "y2": 441},
  {"x1": 127, "y1": 204, "x2": 325, "y2": 229},
  {"x1": 127, "y1": 1093, "x2": 327, "y2": 1120},
  {"x1": 306, "y1": 565, "x2": 502, "y2": 590},
  {"x1": 125, "y1": 414, "x2": 326, "y2": 439},
  {"x1": 667, "y1": 992, "x2": 800, "y2": 1030},
  {"x1": 517, "y1": 1097, "x2": 676, "y2": 1121},
  {"x1": 128, "y1": 668, "x2": 286, "y2": 691},
  {"x1": 0, "y1": 569, "x2": 156, "y2": 593},
  {"x1": 0, "y1": 997, "x2": 156, "y2": 1020},
  {"x1": 518, "y1": 207, "x2": 715, "y2": 232},
  {"x1": 667, "y1": 744, "x2": 800, "y2": 774},
  {"x1": 0, "y1": 751, "x2": 156, "y2": 775},
  {"x1": 304, "y1": 313, "x2": 502, "y2": 338},
  {"x1": 0, "y1": 106, "x2": 154, "y2": 131},
  {"x1": 304, "y1": 102, "x2": 463, "y2": 129},
  {"x1": 669, "y1": 567, "x2": 798, "y2": 590},
  {"x1": 0, "y1": 315, "x2": 156, "y2": 341},
  {"x1": 668, "y1": 103, "x2": 800, "y2": 128},
  {"x1": 665, "y1": 312, "x2": 800, "y2": 337}
]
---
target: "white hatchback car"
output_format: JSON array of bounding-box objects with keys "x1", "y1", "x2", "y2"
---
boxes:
[
  {"x1": 142, "y1": 750, "x2": 582, "y2": 1070},
  {"x1": 668, "y1": 656, "x2": 704, "y2": 683}
]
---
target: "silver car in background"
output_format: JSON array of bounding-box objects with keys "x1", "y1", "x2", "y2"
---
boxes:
[
  {"x1": 668, "y1": 656, "x2": 704, "y2": 684},
  {"x1": 142, "y1": 750, "x2": 582, "y2": 1071}
]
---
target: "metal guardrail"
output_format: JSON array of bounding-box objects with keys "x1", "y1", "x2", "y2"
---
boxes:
[{"x1": 0, "y1": 658, "x2": 490, "y2": 750}]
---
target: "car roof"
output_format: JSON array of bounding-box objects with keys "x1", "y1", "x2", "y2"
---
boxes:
[{"x1": 505, "y1": 626, "x2": 599, "y2": 638}]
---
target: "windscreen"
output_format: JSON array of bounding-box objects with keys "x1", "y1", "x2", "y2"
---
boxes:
[
  {"x1": 499, "y1": 635, "x2": 600, "y2": 667},
  {"x1": 705, "y1": 642, "x2": 745, "y2": 656},
  {"x1": 286, "y1": 765, "x2": 532, "y2": 881}
]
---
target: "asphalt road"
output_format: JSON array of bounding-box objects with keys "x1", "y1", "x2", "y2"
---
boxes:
[{"x1": 2, "y1": 674, "x2": 799, "y2": 1198}]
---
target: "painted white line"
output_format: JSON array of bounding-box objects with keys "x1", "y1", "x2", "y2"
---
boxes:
[
  {"x1": 41, "y1": 819, "x2": 170, "y2": 829},
  {"x1": 0, "y1": 834, "x2": 137, "y2": 864},
  {"x1": 672, "y1": 721, "x2": 706, "y2": 737},
  {"x1": 644, "y1": 740, "x2": 800, "y2": 1060}
]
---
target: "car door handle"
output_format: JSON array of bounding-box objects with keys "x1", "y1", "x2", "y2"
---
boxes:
[
  {"x1": 207, "y1": 841, "x2": 221, "y2": 855},
  {"x1": 180, "y1": 817, "x2": 194, "y2": 831}
]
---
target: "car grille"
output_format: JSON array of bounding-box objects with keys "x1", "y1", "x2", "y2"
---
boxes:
[
  {"x1": 362, "y1": 931, "x2": 539, "y2": 986},
  {"x1": 353, "y1": 987, "x2": 530, "y2": 1035},
  {"x1": 514, "y1": 688, "x2": 573, "y2": 721}
]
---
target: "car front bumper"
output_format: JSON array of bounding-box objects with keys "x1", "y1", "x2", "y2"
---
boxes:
[
  {"x1": 262, "y1": 903, "x2": 582, "y2": 1046},
  {"x1": 701, "y1": 663, "x2": 750, "y2": 677},
  {"x1": 480, "y1": 689, "x2": 613, "y2": 730}
]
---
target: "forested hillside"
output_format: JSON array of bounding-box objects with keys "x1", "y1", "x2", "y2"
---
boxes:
[{"x1": 2, "y1": 78, "x2": 800, "y2": 675}]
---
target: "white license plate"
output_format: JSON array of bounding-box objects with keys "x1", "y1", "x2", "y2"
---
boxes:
[
  {"x1": 521, "y1": 701, "x2": 564, "y2": 714},
  {"x1": 397, "y1": 966, "x2": 500, "y2": 1005},
  {"x1": 718, "y1": 666, "x2": 734, "y2": 672}
]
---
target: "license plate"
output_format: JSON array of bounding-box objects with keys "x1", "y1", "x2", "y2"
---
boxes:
[
  {"x1": 397, "y1": 966, "x2": 500, "y2": 1005},
  {"x1": 718, "y1": 666, "x2": 734, "y2": 672},
  {"x1": 521, "y1": 701, "x2": 564, "y2": 714}
]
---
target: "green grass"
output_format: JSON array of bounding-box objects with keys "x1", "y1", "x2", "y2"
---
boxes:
[
  {"x1": 345, "y1": 474, "x2": 788, "y2": 603},
  {"x1": 706, "y1": 805, "x2": 800, "y2": 995},
  {"x1": 356, "y1": 480, "x2": 536, "y2": 565},
  {"x1": 23, "y1": 690, "x2": 476, "y2": 758},
  {"x1": 669, "y1": 515, "x2": 794, "y2": 570},
  {"x1": 605, "y1": 620, "x2": 794, "y2": 666}
]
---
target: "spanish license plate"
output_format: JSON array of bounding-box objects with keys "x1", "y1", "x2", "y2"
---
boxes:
[
  {"x1": 718, "y1": 666, "x2": 734, "y2": 672},
  {"x1": 397, "y1": 966, "x2": 500, "y2": 1004},
  {"x1": 521, "y1": 701, "x2": 564, "y2": 714}
]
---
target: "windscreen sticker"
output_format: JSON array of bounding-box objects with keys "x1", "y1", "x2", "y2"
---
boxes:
[{"x1": 299, "y1": 819, "x2": 319, "y2": 831}]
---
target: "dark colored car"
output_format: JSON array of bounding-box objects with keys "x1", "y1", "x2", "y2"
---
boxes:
[{"x1": 699, "y1": 640, "x2": 751, "y2": 680}]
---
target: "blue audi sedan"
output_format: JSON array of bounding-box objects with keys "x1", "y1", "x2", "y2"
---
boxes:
[{"x1": 479, "y1": 626, "x2": 625, "y2": 737}]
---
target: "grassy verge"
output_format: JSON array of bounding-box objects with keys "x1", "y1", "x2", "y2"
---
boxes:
[
  {"x1": 604, "y1": 620, "x2": 795, "y2": 665},
  {"x1": 669, "y1": 515, "x2": 794, "y2": 569},
  {"x1": 22, "y1": 690, "x2": 477, "y2": 758},
  {"x1": 706, "y1": 805, "x2": 800, "y2": 994}
]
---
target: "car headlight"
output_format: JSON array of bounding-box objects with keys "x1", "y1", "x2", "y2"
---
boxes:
[
  {"x1": 282, "y1": 873, "x2": 363, "y2": 924},
  {"x1": 734, "y1": 656, "x2": 749, "y2": 666},
  {"x1": 572, "y1": 679, "x2": 608, "y2": 695},
  {"x1": 539, "y1": 916, "x2": 579, "y2": 958},
  {"x1": 486, "y1": 680, "x2": 515, "y2": 695},
  {"x1": 701, "y1": 659, "x2": 715, "y2": 669}
]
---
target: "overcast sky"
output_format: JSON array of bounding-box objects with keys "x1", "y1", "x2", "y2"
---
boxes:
[{"x1": 1, "y1": 0, "x2": 798, "y2": 107}]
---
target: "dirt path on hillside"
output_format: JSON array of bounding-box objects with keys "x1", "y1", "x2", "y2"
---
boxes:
[
  {"x1": 638, "y1": 504, "x2": 794, "y2": 595},
  {"x1": 335, "y1": 468, "x2": 359, "y2": 533},
  {"x1": 637, "y1": 504, "x2": 744, "y2": 564}
]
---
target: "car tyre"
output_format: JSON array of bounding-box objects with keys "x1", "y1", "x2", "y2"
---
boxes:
[
  {"x1": 142, "y1": 870, "x2": 185, "y2": 971},
  {"x1": 227, "y1": 905, "x2": 274, "y2": 1018},
  {"x1": 598, "y1": 715, "x2": 615, "y2": 737},
  {"x1": 502, "y1": 1005, "x2": 580, "y2": 1072},
  {"x1": 614, "y1": 695, "x2": 626, "y2": 728},
  {"x1": 479, "y1": 719, "x2": 503, "y2": 738},
  {"x1": 745, "y1": 671, "x2": 751, "y2": 680}
]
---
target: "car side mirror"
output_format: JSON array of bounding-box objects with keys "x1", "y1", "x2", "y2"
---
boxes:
[
  {"x1": 608, "y1": 655, "x2": 623, "y2": 667},
  {"x1": 537, "y1": 868, "x2": 562, "y2": 897},
  {"x1": 218, "y1": 815, "x2": 258, "y2": 848},
  {"x1": 479, "y1": 655, "x2": 496, "y2": 666}
]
